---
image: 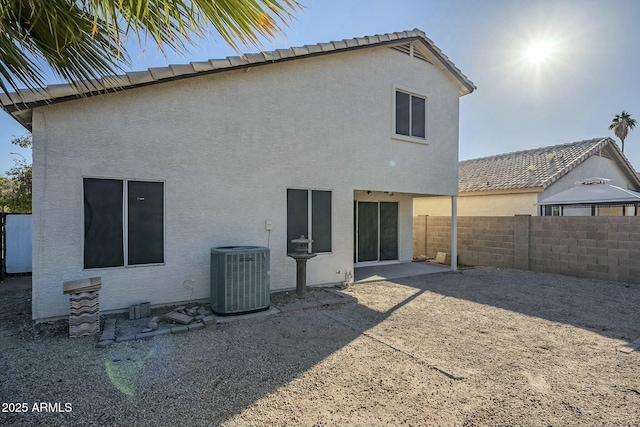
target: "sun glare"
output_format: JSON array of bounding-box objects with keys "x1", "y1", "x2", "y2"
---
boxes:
[{"x1": 524, "y1": 40, "x2": 553, "y2": 63}]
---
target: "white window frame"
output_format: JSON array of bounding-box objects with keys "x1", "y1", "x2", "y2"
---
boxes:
[
  {"x1": 392, "y1": 84, "x2": 429, "y2": 145},
  {"x1": 82, "y1": 176, "x2": 166, "y2": 270},
  {"x1": 541, "y1": 204, "x2": 562, "y2": 216},
  {"x1": 286, "y1": 188, "x2": 333, "y2": 254}
]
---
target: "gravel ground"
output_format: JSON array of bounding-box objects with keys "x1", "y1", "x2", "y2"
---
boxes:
[{"x1": 1, "y1": 268, "x2": 639, "y2": 426}]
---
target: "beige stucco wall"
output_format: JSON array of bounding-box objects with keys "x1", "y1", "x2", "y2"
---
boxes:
[
  {"x1": 31, "y1": 44, "x2": 464, "y2": 319},
  {"x1": 414, "y1": 192, "x2": 538, "y2": 216}
]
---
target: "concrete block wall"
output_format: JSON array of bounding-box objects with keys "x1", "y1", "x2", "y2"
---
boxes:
[
  {"x1": 425, "y1": 216, "x2": 451, "y2": 258},
  {"x1": 513, "y1": 215, "x2": 530, "y2": 271},
  {"x1": 458, "y1": 217, "x2": 515, "y2": 269},
  {"x1": 529, "y1": 216, "x2": 640, "y2": 283},
  {"x1": 415, "y1": 215, "x2": 640, "y2": 284}
]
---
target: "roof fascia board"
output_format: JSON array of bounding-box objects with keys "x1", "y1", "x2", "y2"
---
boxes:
[
  {"x1": 414, "y1": 38, "x2": 476, "y2": 95},
  {"x1": 5, "y1": 41, "x2": 409, "y2": 111},
  {"x1": 0, "y1": 38, "x2": 415, "y2": 114},
  {"x1": 541, "y1": 137, "x2": 609, "y2": 190},
  {"x1": 3, "y1": 33, "x2": 475, "y2": 130},
  {"x1": 459, "y1": 187, "x2": 543, "y2": 196},
  {"x1": 540, "y1": 137, "x2": 640, "y2": 191},
  {"x1": 601, "y1": 138, "x2": 640, "y2": 189}
]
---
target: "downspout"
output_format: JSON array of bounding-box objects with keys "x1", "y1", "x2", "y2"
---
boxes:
[{"x1": 451, "y1": 195, "x2": 458, "y2": 272}]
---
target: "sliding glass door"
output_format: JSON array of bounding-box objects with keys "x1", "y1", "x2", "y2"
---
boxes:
[{"x1": 355, "y1": 201, "x2": 398, "y2": 263}]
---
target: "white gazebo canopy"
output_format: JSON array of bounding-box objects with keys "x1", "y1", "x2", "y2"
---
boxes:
[{"x1": 538, "y1": 177, "x2": 640, "y2": 207}]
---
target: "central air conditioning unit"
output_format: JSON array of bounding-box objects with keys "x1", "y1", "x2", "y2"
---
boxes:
[{"x1": 210, "y1": 246, "x2": 270, "y2": 315}]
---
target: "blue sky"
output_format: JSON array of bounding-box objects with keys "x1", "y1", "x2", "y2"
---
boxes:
[{"x1": 2, "y1": 0, "x2": 640, "y2": 178}]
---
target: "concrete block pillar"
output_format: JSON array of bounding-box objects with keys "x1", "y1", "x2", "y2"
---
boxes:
[
  {"x1": 451, "y1": 196, "x2": 458, "y2": 272},
  {"x1": 513, "y1": 215, "x2": 531, "y2": 270}
]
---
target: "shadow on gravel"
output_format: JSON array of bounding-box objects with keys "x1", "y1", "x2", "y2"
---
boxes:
[
  {"x1": 0, "y1": 276, "x2": 402, "y2": 426},
  {"x1": 2, "y1": 269, "x2": 639, "y2": 426},
  {"x1": 389, "y1": 268, "x2": 640, "y2": 343}
]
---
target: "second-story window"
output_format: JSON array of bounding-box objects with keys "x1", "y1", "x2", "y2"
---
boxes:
[{"x1": 395, "y1": 90, "x2": 426, "y2": 139}]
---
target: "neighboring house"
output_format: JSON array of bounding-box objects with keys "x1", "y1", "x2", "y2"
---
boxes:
[
  {"x1": 1, "y1": 29, "x2": 475, "y2": 320},
  {"x1": 414, "y1": 137, "x2": 640, "y2": 217}
]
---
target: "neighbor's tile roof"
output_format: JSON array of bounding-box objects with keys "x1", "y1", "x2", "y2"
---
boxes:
[
  {"x1": 1, "y1": 28, "x2": 475, "y2": 130},
  {"x1": 459, "y1": 137, "x2": 636, "y2": 192}
]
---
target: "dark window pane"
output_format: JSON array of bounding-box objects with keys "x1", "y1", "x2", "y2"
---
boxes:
[
  {"x1": 357, "y1": 202, "x2": 378, "y2": 262},
  {"x1": 395, "y1": 91, "x2": 410, "y2": 136},
  {"x1": 411, "y1": 95, "x2": 426, "y2": 138},
  {"x1": 312, "y1": 190, "x2": 331, "y2": 252},
  {"x1": 128, "y1": 181, "x2": 164, "y2": 265},
  {"x1": 380, "y1": 202, "x2": 398, "y2": 260},
  {"x1": 84, "y1": 178, "x2": 124, "y2": 268},
  {"x1": 287, "y1": 189, "x2": 308, "y2": 253}
]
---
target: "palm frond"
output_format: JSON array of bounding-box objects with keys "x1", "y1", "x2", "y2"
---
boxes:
[
  {"x1": 1, "y1": 0, "x2": 127, "y2": 98},
  {"x1": 0, "y1": 0, "x2": 302, "y2": 101},
  {"x1": 87, "y1": 0, "x2": 302, "y2": 52}
]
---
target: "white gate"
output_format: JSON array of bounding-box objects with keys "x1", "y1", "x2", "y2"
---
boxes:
[{"x1": 5, "y1": 214, "x2": 32, "y2": 274}]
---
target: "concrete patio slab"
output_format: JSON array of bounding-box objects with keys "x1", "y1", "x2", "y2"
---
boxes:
[{"x1": 354, "y1": 261, "x2": 449, "y2": 283}]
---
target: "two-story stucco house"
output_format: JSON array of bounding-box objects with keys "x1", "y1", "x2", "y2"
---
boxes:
[{"x1": 1, "y1": 29, "x2": 475, "y2": 320}]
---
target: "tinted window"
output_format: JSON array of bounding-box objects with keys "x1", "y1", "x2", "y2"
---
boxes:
[
  {"x1": 83, "y1": 178, "x2": 164, "y2": 268},
  {"x1": 380, "y1": 202, "x2": 398, "y2": 260},
  {"x1": 83, "y1": 178, "x2": 124, "y2": 268},
  {"x1": 287, "y1": 189, "x2": 308, "y2": 253},
  {"x1": 411, "y1": 95, "x2": 426, "y2": 138},
  {"x1": 287, "y1": 189, "x2": 332, "y2": 253},
  {"x1": 312, "y1": 190, "x2": 332, "y2": 252},
  {"x1": 396, "y1": 90, "x2": 426, "y2": 138},
  {"x1": 128, "y1": 181, "x2": 164, "y2": 265},
  {"x1": 395, "y1": 91, "x2": 410, "y2": 136}
]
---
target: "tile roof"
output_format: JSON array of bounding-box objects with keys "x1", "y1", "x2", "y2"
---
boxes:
[
  {"x1": 459, "y1": 137, "x2": 640, "y2": 193},
  {"x1": 1, "y1": 29, "x2": 475, "y2": 130}
]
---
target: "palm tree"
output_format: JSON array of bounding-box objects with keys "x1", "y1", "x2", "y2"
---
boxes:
[
  {"x1": 0, "y1": 0, "x2": 301, "y2": 98},
  {"x1": 609, "y1": 111, "x2": 636, "y2": 153}
]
